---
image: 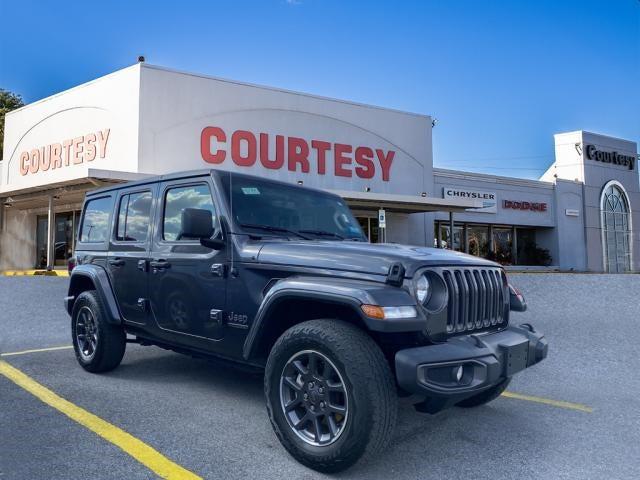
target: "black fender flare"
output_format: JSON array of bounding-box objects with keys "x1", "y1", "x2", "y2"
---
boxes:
[
  {"x1": 242, "y1": 276, "x2": 425, "y2": 360},
  {"x1": 65, "y1": 264, "x2": 122, "y2": 324}
]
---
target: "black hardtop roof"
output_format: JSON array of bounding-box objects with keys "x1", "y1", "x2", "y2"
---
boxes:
[{"x1": 85, "y1": 168, "x2": 341, "y2": 199}]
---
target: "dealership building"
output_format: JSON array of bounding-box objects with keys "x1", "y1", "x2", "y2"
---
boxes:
[{"x1": 0, "y1": 63, "x2": 638, "y2": 273}]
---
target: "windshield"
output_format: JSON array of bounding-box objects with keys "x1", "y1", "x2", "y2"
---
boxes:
[{"x1": 220, "y1": 173, "x2": 366, "y2": 241}]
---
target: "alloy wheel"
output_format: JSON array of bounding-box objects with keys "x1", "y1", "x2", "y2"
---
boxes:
[
  {"x1": 75, "y1": 306, "x2": 98, "y2": 361},
  {"x1": 280, "y1": 349, "x2": 349, "y2": 446}
]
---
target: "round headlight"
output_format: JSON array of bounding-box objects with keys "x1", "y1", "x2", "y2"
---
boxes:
[{"x1": 415, "y1": 274, "x2": 430, "y2": 304}]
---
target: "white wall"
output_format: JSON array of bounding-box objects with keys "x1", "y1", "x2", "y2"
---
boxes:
[
  {"x1": 137, "y1": 65, "x2": 433, "y2": 196},
  {"x1": 1, "y1": 65, "x2": 142, "y2": 194},
  {"x1": 0, "y1": 209, "x2": 36, "y2": 270}
]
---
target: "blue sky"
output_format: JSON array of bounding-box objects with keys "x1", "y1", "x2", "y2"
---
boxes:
[{"x1": 1, "y1": 0, "x2": 638, "y2": 179}]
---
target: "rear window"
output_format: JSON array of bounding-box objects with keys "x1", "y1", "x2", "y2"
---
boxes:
[{"x1": 79, "y1": 196, "x2": 113, "y2": 243}]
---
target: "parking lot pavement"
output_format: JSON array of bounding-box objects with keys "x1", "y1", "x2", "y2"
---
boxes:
[{"x1": 1, "y1": 275, "x2": 640, "y2": 480}]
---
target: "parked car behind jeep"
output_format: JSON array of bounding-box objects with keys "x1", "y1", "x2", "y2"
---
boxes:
[{"x1": 65, "y1": 169, "x2": 547, "y2": 472}]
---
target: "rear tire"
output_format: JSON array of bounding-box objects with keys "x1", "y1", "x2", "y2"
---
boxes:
[
  {"x1": 264, "y1": 319, "x2": 397, "y2": 473},
  {"x1": 71, "y1": 290, "x2": 126, "y2": 373},
  {"x1": 456, "y1": 377, "x2": 511, "y2": 408}
]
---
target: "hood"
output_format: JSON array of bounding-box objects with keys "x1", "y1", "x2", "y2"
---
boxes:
[{"x1": 254, "y1": 241, "x2": 500, "y2": 277}]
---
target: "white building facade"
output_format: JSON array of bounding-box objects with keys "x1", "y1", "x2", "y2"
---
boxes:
[{"x1": 0, "y1": 64, "x2": 638, "y2": 272}]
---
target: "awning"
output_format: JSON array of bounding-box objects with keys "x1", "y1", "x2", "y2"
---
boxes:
[{"x1": 329, "y1": 190, "x2": 484, "y2": 213}]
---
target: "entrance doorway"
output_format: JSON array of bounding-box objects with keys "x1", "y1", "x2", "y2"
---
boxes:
[
  {"x1": 356, "y1": 216, "x2": 380, "y2": 243},
  {"x1": 35, "y1": 211, "x2": 81, "y2": 268}
]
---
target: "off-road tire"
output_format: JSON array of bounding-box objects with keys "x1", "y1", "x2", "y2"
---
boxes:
[
  {"x1": 264, "y1": 319, "x2": 397, "y2": 473},
  {"x1": 456, "y1": 377, "x2": 511, "y2": 408},
  {"x1": 71, "y1": 290, "x2": 126, "y2": 373}
]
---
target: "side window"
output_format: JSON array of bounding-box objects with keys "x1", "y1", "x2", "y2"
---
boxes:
[
  {"x1": 116, "y1": 191, "x2": 153, "y2": 242},
  {"x1": 80, "y1": 196, "x2": 113, "y2": 243},
  {"x1": 163, "y1": 184, "x2": 217, "y2": 241}
]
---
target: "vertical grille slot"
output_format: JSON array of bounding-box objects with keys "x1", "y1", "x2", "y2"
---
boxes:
[{"x1": 442, "y1": 267, "x2": 507, "y2": 335}]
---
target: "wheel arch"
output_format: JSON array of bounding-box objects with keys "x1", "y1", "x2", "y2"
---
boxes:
[
  {"x1": 242, "y1": 290, "x2": 369, "y2": 363},
  {"x1": 66, "y1": 264, "x2": 122, "y2": 324}
]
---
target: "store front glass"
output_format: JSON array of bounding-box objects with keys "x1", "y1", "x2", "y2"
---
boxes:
[
  {"x1": 492, "y1": 227, "x2": 513, "y2": 265},
  {"x1": 356, "y1": 216, "x2": 380, "y2": 243},
  {"x1": 35, "y1": 211, "x2": 80, "y2": 268},
  {"x1": 467, "y1": 225, "x2": 489, "y2": 257},
  {"x1": 434, "y1": 221, "x2": 550, "y2": 266},
  {"x1": 438, "y1": 224, "x2": 464, "y2": 252}
]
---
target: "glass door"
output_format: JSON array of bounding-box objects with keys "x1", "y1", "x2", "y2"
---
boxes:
[
  {"x1": 35, "y1": 212, "x2": 76, "y2": 268},
  {"x1": 356, "y1": 216, "x2": 379, "y2": 243}
]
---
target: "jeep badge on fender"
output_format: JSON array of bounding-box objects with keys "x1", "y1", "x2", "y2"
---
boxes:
[{"x1": 65, "y1": 169, "x2": 547, "y2": 473}]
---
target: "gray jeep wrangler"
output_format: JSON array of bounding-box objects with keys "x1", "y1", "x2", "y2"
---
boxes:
[{"x1": 65, "y1": 169, "x2": 547, "y2": 472}]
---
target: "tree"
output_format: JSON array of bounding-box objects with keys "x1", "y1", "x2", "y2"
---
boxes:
[{"x1": 1, "y1": 89, "x2": 25, "y2": 160}]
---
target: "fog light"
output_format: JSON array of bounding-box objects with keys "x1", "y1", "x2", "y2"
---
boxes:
[{"x1": 453, "y1": 365, "x2": 464, "y2": 383}]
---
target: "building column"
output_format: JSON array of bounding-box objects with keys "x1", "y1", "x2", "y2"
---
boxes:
[
  {"x1": 449, "y1": 211, "x2": 454, "y2": 250},
  {"x1": 463, "y1": 224, "x2": 469, "y2": 253},
  {"x1": 488, "y1": 224, "x2": 494, "y2": 253},
  {"x1": 46, "y1": 195, "x2": 55, "y2": 270},
  {"x1": 511, "y1": 226, "x2": 518, "y2": 265}
]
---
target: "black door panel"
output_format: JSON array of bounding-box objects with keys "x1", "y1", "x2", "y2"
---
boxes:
[
  {"x1": 108, "y1": 188, "x2": 155, "y2": 326},
  {"x1": 149, "y1": 180, "x2": 228, "y2": 342}
]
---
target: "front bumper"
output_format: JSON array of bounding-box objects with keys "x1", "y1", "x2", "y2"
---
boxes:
[{"x1": 395, "y1": 324, "x2": 548, "y2": 404}]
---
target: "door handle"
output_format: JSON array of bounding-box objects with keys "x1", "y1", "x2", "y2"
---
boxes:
[
  {"x1": 150, "y1": 259, "x2": 171, "y2": 271},
  {"x1": 108, "y1": 258, "x2": 125, "y2": 267},
  {"x1": 210, "y1": 263, "x2": 226, "y2": 277}
]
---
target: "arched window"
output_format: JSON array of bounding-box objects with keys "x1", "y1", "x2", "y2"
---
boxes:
[{"x1": 601, "y1": 181, "x2": 632, "y2": 273}]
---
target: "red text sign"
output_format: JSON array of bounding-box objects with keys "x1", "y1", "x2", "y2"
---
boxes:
[
  {"x1": 200, "y1": 126, "x2": 395, "y2": 181},
  {"x1": 19, "y1": 129, "x2": 110, "y2": 176},
  {"x1": 503, "y1": 200, "x2": 548, "y2": 212}
]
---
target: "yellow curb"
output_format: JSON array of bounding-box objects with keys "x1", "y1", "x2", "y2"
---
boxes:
[{"x1": 0, "y1": 269, "x2": 69, "y2": 277}]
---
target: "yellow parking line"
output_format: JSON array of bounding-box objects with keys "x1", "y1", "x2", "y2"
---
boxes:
[
  {"x1": 502, "y1": 391, "x2": 593, "y2": 413},
  {"x1": 0, "y1": 360, "x2": 202, "y2": 480},
  {"x1": 1, "y1": 345, "x2": 74, "y2": 357}
]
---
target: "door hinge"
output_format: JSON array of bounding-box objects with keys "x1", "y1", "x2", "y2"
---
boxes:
[
  {"x1": 137, "y1": 298, "x2": 149, "y2": 312},
  {"x1": 210, "y1": 309, "x2": 224, "y2": 326},
  {"x1": 210, "y1": 263, "x2": 227, "y2": 277}
]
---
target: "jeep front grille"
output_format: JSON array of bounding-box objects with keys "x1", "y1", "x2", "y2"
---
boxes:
[{"x1": 441, "y1": 267, "x2": 508, "y2": 334}]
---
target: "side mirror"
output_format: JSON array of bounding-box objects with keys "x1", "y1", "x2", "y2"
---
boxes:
[
  {"x1": 179, "y1": 208, "x2": 226, "y2": 250},
  {"x1": 509, "y1": 284, "x2": 527, "y2": 312},
  {"x1": 181, "y1": 208, "x2": 214, "y2": 238}
]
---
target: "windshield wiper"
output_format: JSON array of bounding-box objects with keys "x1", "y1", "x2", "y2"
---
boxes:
[
  {"x1": 298, "y1": 229, "x2": 344, "y2": 240},
  {"x1": 239, "y1": 223, "x2": 312, "y2": 240}
]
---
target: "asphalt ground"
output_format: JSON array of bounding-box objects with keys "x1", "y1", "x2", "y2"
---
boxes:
[{"x1": 1, "y1": 274, "x2": 639, "y2": 479}]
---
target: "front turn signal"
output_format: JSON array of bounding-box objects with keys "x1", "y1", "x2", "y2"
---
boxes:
[{"x1": 361, "y1": 304, "x2": 417, "y2": 320}]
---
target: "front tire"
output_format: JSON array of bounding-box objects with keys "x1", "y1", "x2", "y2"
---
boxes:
[
  {"x1": 71, "y1": 290, "x2": 126, "y2": 373},
  {"x1": 264, "y1": 319, "x2": 397, "y2": 473}
]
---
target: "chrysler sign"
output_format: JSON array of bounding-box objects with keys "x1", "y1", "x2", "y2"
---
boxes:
[{"x1": 443, "y1": 186, "x2": 497, "y2": 213}]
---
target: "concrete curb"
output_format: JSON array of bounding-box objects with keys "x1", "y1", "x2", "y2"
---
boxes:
[{"x1": 0, "y1": 270, "x2": 69, "y2": 277}]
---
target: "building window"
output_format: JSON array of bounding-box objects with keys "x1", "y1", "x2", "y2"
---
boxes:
[
  {"x1": 601, "y1": 182, "x2": 631, "y2": 273},
  {"x1": 436, "y1": 223, "x2": 464, "y2": 251},
  {"x1": 467, "y1": 225, "x2": 489, "y2": 257},
  {"x1": 492, "y1": 227, "x2": 513, "y2": 265}
]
